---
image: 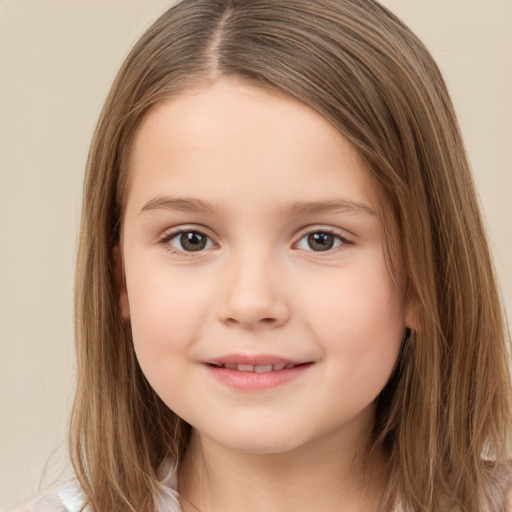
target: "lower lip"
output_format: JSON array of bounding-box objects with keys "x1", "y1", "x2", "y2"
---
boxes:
[{"x1": 204, "y1": 363, "x2": 313, "y2": 391}]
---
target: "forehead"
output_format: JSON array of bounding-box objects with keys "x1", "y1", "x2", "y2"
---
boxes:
[{"x1": 126, "y1": 78, "x2": 379, "y2": 215}]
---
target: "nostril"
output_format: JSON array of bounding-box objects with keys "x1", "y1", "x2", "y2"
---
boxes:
[{"x1": 224, "y1": 316, "x2": 277, "y2": 327}]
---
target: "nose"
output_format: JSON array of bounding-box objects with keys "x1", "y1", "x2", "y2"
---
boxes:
[{"x1": 217, "y1": 250, "x2": 290, "y2": 329}]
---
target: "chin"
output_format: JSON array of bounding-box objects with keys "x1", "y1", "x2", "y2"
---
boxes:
[{"x1": 205, "y1": 426, "x2": 314, "y2": 455}]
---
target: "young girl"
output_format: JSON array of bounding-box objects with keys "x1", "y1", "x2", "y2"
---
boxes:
[{"x1": 21, "y1": 0, "x2": 512, "y2": 511}]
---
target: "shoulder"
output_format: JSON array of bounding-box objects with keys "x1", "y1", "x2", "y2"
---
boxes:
[
  {"x1": 11, "y1": 461, "x2": 181, "y2": 512},
  {"x1": 13, "y1": 487, "x2": 86, "y2": 512}
]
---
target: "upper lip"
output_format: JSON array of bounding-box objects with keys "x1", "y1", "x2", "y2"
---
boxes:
[{"x1": 204, "y1": 354, "x2": 309, "y2": 366}]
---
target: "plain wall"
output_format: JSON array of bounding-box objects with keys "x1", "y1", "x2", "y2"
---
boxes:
[{"x1": 0, "y1": 1, "x2": 511, "y2": 509}]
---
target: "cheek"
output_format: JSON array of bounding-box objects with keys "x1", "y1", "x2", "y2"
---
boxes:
[
  {"x1": 303, "y1": 266, "x2": 404, "y2": 338},
  {"x1": 300, "y1": 259, "x2": 405, "y2": 383},
  {"x1": 125, "y1": 260, "x2": 212, "y2": 363}
]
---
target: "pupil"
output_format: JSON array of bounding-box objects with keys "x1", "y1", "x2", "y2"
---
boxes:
[
  {"x1": 308, "y1": 232, "x2": 334, "y2": 251},
  {"x1": 181, "y1": 232, "x2": 206, "y2": 251}
]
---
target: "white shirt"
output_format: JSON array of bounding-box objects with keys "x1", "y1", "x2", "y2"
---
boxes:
[{"x1": 16, "y1": 463, "x2": 181, "y2": 512}]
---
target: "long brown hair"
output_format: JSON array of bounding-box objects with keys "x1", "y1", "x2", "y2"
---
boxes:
[{"x1": 71, "y1": 1, "x2": 512, "y2": 510}]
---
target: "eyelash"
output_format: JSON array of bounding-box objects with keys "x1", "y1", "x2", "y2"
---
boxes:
[
  {"x1": 159, "y1": 228, "x2": 215, "y2": 257},
  {"x1": 158, "y1": 227, "x2": 351, "y2": 256}
]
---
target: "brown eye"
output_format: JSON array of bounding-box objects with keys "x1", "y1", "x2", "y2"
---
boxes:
[
  {"x1": 296, "y1": 231, "x2": 345, "y2": 252},
  {"x1": 308, "y1": 233, "x2": 334, "y2": 251},
  {"x1": 168, "y1": 231, "x2": 213, "y2": 252}
]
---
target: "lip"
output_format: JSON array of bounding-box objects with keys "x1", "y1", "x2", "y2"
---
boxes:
[
  {"x1": 204, "y1": 354, "x2": 306, "y2": 366},
  {"x1": 203, "y1": 353, "x2": 313, "y2": 391}
]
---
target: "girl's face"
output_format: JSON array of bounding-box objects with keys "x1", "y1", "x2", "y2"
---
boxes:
[{"x1": 120, "y1": 78, "x2": 411, "y2": 454}]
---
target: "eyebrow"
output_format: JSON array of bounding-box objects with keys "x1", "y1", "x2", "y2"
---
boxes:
[
  {"x1": 140, "y1": 196, "x2": 219, "y2": 215},
  {"x1": 140, "y1": 196, "x2": 377, "y2": 217},
  {"x1": 279, "y1": 199, "x2": 377, "y2": 217}
]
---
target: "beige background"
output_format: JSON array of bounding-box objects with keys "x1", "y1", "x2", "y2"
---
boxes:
[{"x1": 0, "y1": 1, "x2": 511, "y2": 509}]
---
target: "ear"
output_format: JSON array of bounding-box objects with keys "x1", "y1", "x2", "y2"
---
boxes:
[{"x1": 113, "y1": 245, "x2": 130, "y2": 321}]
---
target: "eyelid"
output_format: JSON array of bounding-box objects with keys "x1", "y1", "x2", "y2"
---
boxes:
[{"x1": 295, "y1": 225, "x2": 353, "y2": 240}]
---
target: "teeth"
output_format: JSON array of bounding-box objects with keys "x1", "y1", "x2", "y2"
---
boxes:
[
  {"x1": 213, "y1": 363, "x2": 297, "y2": 372},
  {"x1": 237, "y1": 364, "x2": 254, "y2": 372},
  {"x1": 254, "y1": 364, "x2": 273, "y2": 373}
]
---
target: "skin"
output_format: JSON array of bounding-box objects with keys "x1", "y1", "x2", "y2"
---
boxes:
[{"x1": 118, "y1": 78, "x2": 413, "y2": 512}]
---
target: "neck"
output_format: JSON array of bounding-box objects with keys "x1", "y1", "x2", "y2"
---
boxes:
[{"x1": 178, "y1": 424, "x2": 388, "y2": 512}]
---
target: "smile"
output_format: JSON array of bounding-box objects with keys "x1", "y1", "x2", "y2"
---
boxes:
[
  {"x1": 203, "y1": 356, "x2": 313, "y2": 391},
  {"x1": 208, "y1": 362, "x2": 301, "y2": 373}
]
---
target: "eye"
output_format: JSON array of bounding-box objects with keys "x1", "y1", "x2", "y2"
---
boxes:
[
  {"x1": 163, "y1": 230, "x2": 214, "y2": 253},
  {"x1": 296, "y1": 231, "x2": 346, "y2": 252}
]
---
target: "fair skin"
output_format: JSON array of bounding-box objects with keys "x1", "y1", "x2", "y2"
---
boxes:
[{"x1": 118, "y1": 77, "x2": 413, "y2": 512}]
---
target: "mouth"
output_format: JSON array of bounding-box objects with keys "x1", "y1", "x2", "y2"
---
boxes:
[
  {"x1": 203, "y1": 356, "x2": 313, "y2": 391},
  {"x1": 207, "y1": 362, "x2": 308, "y2": 373}
]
